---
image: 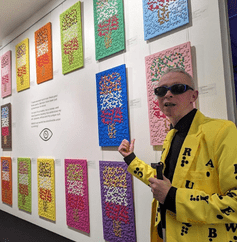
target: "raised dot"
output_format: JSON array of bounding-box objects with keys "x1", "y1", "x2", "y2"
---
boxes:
[
  {"x1": 206, "y1": 172, "x2": 210, "y2": 177},
  {"x1": 216, "y1": 215, "x2": 223, "y2": 220}
]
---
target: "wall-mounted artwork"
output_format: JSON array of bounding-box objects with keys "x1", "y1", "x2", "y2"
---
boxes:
[
  {"x1": 35, "y1": 22, "x2": 53, "y2": 84},
  {"x1": 142, "y1": 0, "x2": 189, "y2": 40},
  {"x1": 96, "y1": 64, "x2": 130, "y2": 146},
  {"x1": 65, "y1": 159, "x2": 90, "y2": 233},
  {"x1": 60, "y1": 1, "x2": 83, "y2": 74},
  {"x1": 93, "y1": 0, "x2": 125, "y2": 60},
  {"x1": 18, "y1": 158, "x2": 31, "y2": 213},
  {"x1": 37, "y1": 158, "x2": 55, "y2": 221},
  {"x1": 1, "y1": 157, "x2": 12, "y2": 205},
  {"x1": 145, "y1": 41, "x2": 193, "y2": 145},
  {"x1": 99, "y1": 161, "x2": 136, "y2": 241},
  {"x1": 1, "y1": 103, "x2": 12, "y2": 149},
  {"x1": 1, "y1": 51, "x2": 12, "y2": 98},
  {"x1": 16, "y1": 38, "x2": 30, "y2": 92}
]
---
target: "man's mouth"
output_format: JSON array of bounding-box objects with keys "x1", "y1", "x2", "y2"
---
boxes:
[{"x1": 164, "y1": 102, "x2": 176, "y2": 107}]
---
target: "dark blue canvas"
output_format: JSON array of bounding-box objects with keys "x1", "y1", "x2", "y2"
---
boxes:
[{"x1": 96, "y1": 64, "x2": 130, "y2": 146}]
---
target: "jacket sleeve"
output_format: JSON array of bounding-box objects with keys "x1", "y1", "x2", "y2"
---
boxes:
[
  {"x1": 175, "y1": 121, "x2": 237, "y2": 224},
  {"x1": 126, "y1": 156, "x2": 156, "y2": 186}
]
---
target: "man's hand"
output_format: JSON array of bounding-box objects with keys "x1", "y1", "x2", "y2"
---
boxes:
[
  {"x1": 149, "y1": 176, "x2": 172, "y2": 204},
  {"x1": 118, "y1": 139, "x2": 135, "y2": 157}
]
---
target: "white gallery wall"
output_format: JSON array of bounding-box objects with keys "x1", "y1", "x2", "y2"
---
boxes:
[{"x1": 0, "y1": 0, "x2": 235, "y2": 241}]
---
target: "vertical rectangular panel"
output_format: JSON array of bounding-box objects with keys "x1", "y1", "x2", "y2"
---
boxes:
[
  {"x1": 65, "y1": 159, "x2": 90, "y2": 233},
  {"x1": 93, "y1": 0, "x2": 125, "y2": 60},
  {"x1": 16, "y1": 38, "x2": 30, "y2": 92},
  {"x1": 1, "y1": 157, "x2": 12, "y2": 205},
  {"x1": 96, "y1": 64, "x2": 130, "y2": 146},
  {"x1": 145, "y1": 42, "x2": 193, "y2": 145},
  {"x1": 99, "y1": 161, "x2": 136, "y2": 241},
  {"x1": 35, "y1": 22, "x2": 53, "y2": 84},
  {"x1": 37, "y1": 158, "x2": 55, "y2": 221},
  {"x1": 60, "y1": 1, "x2": 83, "y2": 74},
  {"x1": 18, "y1": 158, "x2": 31, "y2": 213},
  {"x1": 1, "y1": 50, "x2": 12, "y2": 98},
  {"x1": 1, "y1": 103, "x2": 12, "y2": 149}
]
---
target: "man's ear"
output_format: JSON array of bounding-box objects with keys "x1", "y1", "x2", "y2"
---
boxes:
[{"x1": 192, "y1": 90, "x2": 199, "y2": 102}]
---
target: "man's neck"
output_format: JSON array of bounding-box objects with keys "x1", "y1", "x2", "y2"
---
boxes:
[{"x1": 169, "y1": 108, "x2": 195, "y2": 127}]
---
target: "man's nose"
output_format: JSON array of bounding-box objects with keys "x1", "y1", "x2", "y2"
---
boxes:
[{"x1": 164, "y1": 89, "x2": 173, "y2": 97}]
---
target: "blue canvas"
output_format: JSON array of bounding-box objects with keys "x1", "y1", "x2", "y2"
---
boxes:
[
  {"x1": 96, "y1": 64, "x2": 130, "y2": 146},
  {"x1": 143, "y1": 0, "x2": 189, "y2": 40}
]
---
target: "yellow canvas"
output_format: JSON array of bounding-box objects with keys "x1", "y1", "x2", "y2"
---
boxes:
[
  {"x1": 15, "y1": 38, "x2": 30, "y2": 92},
  {"x1": 37, "y1": 158, "x2": 55, "y2": 221}
]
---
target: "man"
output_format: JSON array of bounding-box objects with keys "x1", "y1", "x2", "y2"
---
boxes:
[{"x1": 118, "y1": 68, "x2": 237, "y2": 242}]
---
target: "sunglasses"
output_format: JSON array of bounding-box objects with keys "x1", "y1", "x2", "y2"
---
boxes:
[{"x1": 154, "y1": 84, "x2": 194, "y2": 97}]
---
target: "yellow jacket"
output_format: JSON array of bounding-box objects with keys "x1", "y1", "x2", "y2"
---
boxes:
[{"x1": 127, "y1": 110, "x2": 237, "y2": 241}]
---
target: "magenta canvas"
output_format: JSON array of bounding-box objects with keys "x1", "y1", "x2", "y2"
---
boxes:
[
  {"x1": 145, "y1": 42, "x2": 193, "y2": 145},
  {"x1": 1, "y1": 51, "x2": 12, "y2": 98},
  {"x1": 65, "y1": 159, "x2": 90, "y2": 233}
]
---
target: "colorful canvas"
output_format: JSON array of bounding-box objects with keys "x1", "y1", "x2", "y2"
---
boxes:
[
  {"x1": 18, "y1": 158, "x2": 31, "y2": 212},
  {"x1": 1, "y1": 51, "x2": 12, "y2": 98},
  {"x1": 96, "y1": 64, "x2": 130, "y2": 146},
  {"x1": 16, "y1": 38, "x2": 30, "y2": 92},
  {"x1": 145, "y1": 41, "x2": 193, "y2": 145},
  {"x1": 65, "y1": 159, "x2": 90, "y2": 233},
  {"x1": 37, "y1": 158, "x2": 55, "y2": 221},
  {"x1": 35, "y1": 22, "x2": 53, "y2": 84},
  {"x1": 93, "y1": 0, "x2": 125, "y2": 60},
  {"x1": 142, "y1": 0, "x2": 189, "y2": 40},
  {"x1": 99, "y1": 161, "x2": 136, "y2": 241},
  {"x1": 1, "y1": 157, "x2": 12, "y2": 205},
  {"x1": 60, "y1": 1, "x2": 83, "y2": 74},
  {"x1": 1, "y1": 103, "x2": 12, "y2": 149}
]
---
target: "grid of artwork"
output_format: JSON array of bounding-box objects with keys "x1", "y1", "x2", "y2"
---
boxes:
[
  {"x1": 99, "y1": 161, "x2": 136, "y2": 241},
  {"x1": 35, "y1": 22, "x2": 53, "y2": 84},
  {"x1": 65, "y1": 159, "x2": 90, "y2": 233},
  {"x1": 93, "y1": 0, "x2": 125, "y2": 60},
  {"x1": 1, "y1": 51, "x2": 12, "y2": 98},
  {"x1": 145, "y1": 41, "x2": 193, "y2": 145},
  {"x1": 15, "y1": 38, "x2": 30, "y2": 92},
  {"x1": 142, "y1": 0, "x2": 189, "y2": 40},
  {"x1": 1, "y1": 157, "x2": 12, "y2": 205},
  {"x1": 18, "y1": 158, "x2": 31, "y2": 213},
  {"x1": 1, "y1": 103, "x2": 12, "y2": 149},
  {"x1": 37, "y1": 158, "x2": 55, "y2": 221},
  {"x1": 60, "y1": 1, "x2": 84, "y2": 74},
  {"x1": 96, "y1": 64, "x2": 130, "y2": 146}
]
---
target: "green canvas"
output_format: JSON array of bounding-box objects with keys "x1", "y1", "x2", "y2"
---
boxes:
[
  {"x1": 93, "y1": 0, "x2": 125, "y2": 60},
  {"x1": 60, "y1": 1, "x2": 83, "y2": 74},
  {"x1": 18, "y1": 158, "x2": 31, "y2": 213}
]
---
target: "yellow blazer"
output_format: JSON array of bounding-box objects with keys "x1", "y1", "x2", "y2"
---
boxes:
[{"x1": 127, "y1": 110, "x2": 237, "y2": 242}]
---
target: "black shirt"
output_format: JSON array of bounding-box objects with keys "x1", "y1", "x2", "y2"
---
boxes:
[{"x1": 160, "y1": 108, "x2": 197, "y2": 231}]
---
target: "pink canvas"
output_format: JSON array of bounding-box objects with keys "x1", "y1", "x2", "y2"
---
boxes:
[
  {"x1": 1, "y1": 51, "x2": 11, "y2": 98},
  {"x1": 145, "y1": 42, "x2": 193, "y2": 145},
  {"x1": 65, "y1": 159, "x2": 90, "y2": 233}
]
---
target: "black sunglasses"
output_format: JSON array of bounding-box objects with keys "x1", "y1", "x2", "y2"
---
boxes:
[{"x1": 154, "y1": 84, "x2": 194, "y2": 97}]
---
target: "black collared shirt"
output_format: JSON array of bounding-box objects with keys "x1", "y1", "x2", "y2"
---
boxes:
[{"x1": 160, "y1": 108, "x2": 197, "y2": 231}]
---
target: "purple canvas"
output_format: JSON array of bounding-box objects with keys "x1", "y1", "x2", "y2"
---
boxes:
[{"x1": 99, "y1": 161, "x2": 136, "y2": 241}]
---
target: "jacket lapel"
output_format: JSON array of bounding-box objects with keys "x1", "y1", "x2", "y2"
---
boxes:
[
  {"x1": 160, "y1": 128, "x2": 178, "y2": 170},
  {"x1": 172, "y1": 110, "x2": 206, "y2": 187}
]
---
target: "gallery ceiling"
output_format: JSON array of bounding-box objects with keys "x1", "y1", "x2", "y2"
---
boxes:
[{"x1": 0, "y1": 0, "x2": 53, "y2": 46}]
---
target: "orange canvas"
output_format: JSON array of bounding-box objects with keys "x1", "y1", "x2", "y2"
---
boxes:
[
  {"x1": 35, "y1": 22, "x2": 53, "y2": 84},
  {"x1": 1, "y1": 157, "x2": 12, "y2": 205}
]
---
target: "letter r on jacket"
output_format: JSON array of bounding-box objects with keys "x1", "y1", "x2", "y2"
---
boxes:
[{"x1": 183, "y1": 148, "x2": 192, "y2": 156}]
